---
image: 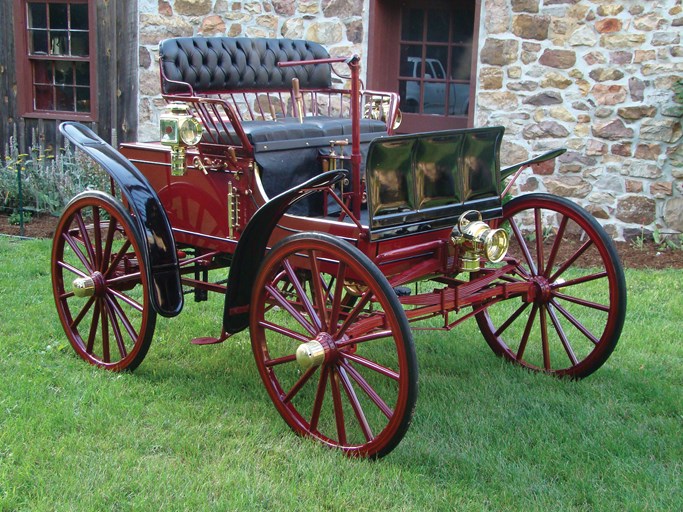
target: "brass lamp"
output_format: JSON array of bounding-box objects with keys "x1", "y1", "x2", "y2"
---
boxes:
[
  {"x1": 159, "y1": 103, "x2": 203, "y2": 176},
  {"x1": 451, "y1": 210, "x2": 509, "y2": 272}
]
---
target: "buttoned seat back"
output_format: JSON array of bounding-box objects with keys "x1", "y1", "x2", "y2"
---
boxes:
[{"x1": 159, "y1": 37, "x2": 332, "y2": 96}]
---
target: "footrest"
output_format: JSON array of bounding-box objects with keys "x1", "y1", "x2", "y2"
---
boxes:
[{"x1": 191, "y1": 332, "x2": 232, "y2": 345}]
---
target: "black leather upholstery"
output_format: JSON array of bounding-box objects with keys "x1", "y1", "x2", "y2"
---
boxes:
[
  {"x1": 301, "y1": 117, "x2": 388, "y2": 137},
  {"x1": 159, "y1": 37, "x2": 332, "y2": 95},
  {"x1": 204, "y1": 117, "x2": 387, "y2": 145},
  {"x1": 242, "y1": 119, "x2": 325, "y2": 144}
]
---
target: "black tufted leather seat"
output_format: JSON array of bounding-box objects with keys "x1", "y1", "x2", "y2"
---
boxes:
[
  {"x1": 158, "y1": 37, "x2": 388, "y2": 145},
  {"x1": 159, "y1": 37, "x2": 332, "y2": 95}
]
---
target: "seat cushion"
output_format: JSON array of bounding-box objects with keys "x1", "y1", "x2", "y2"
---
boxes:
[
  {"x1": 301, "y1": 116, "x2": 388, "y2": 137},
  {"x1": 243, "y1": 120, "x2": 325, "y2": 143},
  {"x1": 203, "y1": 116, "x2": 388, "y2": 145}
]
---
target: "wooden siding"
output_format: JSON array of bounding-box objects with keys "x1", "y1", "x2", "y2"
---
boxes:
[{"x1": 0, "y1": 0, "x2": 138, "y2": 157}]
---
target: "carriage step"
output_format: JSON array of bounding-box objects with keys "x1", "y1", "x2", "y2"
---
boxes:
[
  {"x1": 191, "y1": 337, "x2": 223, "y2": 345},
  {"x1": 191, "y1": 332, "x2": 233, "y2": 345}
]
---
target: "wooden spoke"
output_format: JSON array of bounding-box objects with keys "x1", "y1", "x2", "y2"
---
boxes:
[
  {"x1": 51, "y1": 192, "x2": 156, "y2": 371},
  {"x1": 475, "y1": 194, "x2": 625, "y2": 378}
]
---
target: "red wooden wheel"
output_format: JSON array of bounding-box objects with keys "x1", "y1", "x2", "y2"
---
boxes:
[
  {"x1": 250, "y1": 233, "x2": 418, "y2": 458},
  {"x1": 51, "y1": 191, "x2": 156, "y2": 371},
  {"x1": 475, "y1": 194, "x2": 626, "y2": 378}
]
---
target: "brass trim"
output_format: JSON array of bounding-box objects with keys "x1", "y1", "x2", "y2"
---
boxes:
[
  {"x1": 296, "y1": 340, "x2": 326, "y2": 369},
  {"x1": 72, "y1": 276, "x2": 95, "y2": 298}
]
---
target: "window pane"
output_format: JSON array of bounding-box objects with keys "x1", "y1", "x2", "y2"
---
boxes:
[
  {"x1": 452, "y1": 9, "x2": 474, "y2": 43},
  {"x1": 49, "y1": 3, "x2": 68, "y2": 29},
  {"x1": 29, "y1": 28, "x2": 48, "y2": 54},
  {"x1": 76, "y1": 87, "x2": 90, "y2": 112},
  {"x1": 55, "y1": 62, "x2": 74, "y2": 85},
  {"x1": 49, "y1": 30, "x2": 67, "y2": 55},
  {"x1": 425, "y1": 46, "x2": 448, "y2": 80},
  {"x1": 451, "y1": 46, "x2": 472, "y2": 81},
  {"x1": 449, "y1": 84, "x2": 469, "y2": 116},
  {"x1": 70, "y1": 31, "x2": 89, "y2": 56},
  {"x1": 57, "y1": 86, "x2": 75, "y2": 111},
  {"x1": 33, "y1": 60, "x2": 53, "y2": 84},
  {"x1": 427, "y1": 10, "x2": 450, "y2": 43},
  {"x1": 401, "y1": 9, "x2": 423, "y2": 41},
  {"x1": 71, "y1": 4, "x2": 89, "y2": 30},
  {"x1": 28, "y1": 2, "x2": 47, "y2": 29},
  {"x1": 75, "y1": 62, "x2": 89, "y2": 85},
  {"x1": 34, "y1": 85, "x2": 54, "y2": 110},
  {"x1": 399, "y1": 80, "x2": 421, "y2": 113},
  {"x1": 422, "y1": 81, "x2": 446, "y2": 115},
  {"x1": 400, "y1": 45, "x2": 422, "y2": 77}
]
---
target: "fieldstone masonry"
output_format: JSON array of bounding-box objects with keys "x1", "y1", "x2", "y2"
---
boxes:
[
  {"x1": 479, "y1": 0, "x2": 682, "y2": 239},
  {"x1": 138, "y1": 0, "x2": 683, "y2": 239}
]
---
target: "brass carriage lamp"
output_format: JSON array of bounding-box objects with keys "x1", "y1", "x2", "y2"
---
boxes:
[
  {"x1": 451, "y1": 210, "x2": 509, "y2": 272},
  {"x1": 159, "y1": 103, "x2": 203, "y2": 176}
]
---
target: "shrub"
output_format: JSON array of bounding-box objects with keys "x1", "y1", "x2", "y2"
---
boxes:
[{"x1": 1, "y1": 131, "x2": 110, "y2": 216}]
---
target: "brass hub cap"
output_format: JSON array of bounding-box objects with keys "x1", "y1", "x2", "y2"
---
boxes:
[
  {"x1": 296, "y1": 332, "x2": 337, "y2": 370},
  {"x1": 72, "y1": 271, "x2": 106, "y2": 298}
]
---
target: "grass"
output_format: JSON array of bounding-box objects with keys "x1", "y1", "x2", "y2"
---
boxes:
[{"x1": 1, "y1": 236, "x2": 681, "y2": 511}]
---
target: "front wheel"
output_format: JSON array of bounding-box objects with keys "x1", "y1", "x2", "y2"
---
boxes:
[
  {"x1": 250, "y1": 233, "x2": 418, "y2": 458},
  {"x1": 475, "y1": 194, "x2": 626, "y2": 378},
  {"x1": 51, "y1": 191, "x2": 156, "y2": 371}
]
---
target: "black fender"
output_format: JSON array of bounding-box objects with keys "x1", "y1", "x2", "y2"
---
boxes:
[
  {"x1": 222, "y1": 169, "x2": 349, "y2": 333},
  {"x1": 59, "y1": 122, "x2": 183, "y2": 318}
]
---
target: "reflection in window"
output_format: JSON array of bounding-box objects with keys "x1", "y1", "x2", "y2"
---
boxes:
[{"x1": 398, "y1": 3, "x2": 473, "y2": 117}]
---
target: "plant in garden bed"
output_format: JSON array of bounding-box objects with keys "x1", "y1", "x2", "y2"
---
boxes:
[
  {"x1": 1, "y1": 131, "x2": 110, "y2": 217},
  {"x1": 653, "y1": 228, "x2": 683, "y2": 252},
  {"x1": 8, "y1": 210, "x2": 32, "y2": 226}
]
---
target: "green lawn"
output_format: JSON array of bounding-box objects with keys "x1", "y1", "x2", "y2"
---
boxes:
[{"x1": 1, "y1": 237, "x2": 681, "y2": 511}]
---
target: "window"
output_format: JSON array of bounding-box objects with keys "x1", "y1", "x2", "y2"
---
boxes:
[
  {"x1": 398, "y1": 6, "x2": 473, "y2": 117},
  {"x1": 367, "y1": 0, "x2": 478, "y2": 132},
  {"x1": 14, "y1": 0, "x2": 96, "y2": 119}
]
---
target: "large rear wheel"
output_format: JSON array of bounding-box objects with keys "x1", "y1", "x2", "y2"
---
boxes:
[
  {"x1": 51, "y1": 191, "x2": 156, "y2": 371},
  {"x1": 475, "y1": 194, "x2": 626, "y2": 378},
  {"x1": 250, "y1": 233, "x2": 418, "y2": 458}
]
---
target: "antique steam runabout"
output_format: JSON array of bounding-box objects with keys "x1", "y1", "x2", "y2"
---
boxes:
[{"x1": 51, "y1": 37, "x2": 626, "y2": 458}]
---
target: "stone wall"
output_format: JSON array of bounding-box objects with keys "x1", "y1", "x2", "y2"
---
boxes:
[
  {"x1": 137, "y1": 0, "x2": 683, "y2": 239},
  {"x1": 137, "y1": 0, "x2": 365, "y2": 142},
  {"x1": 478, "y1": 0, "x2": 683, "y2": 239}
]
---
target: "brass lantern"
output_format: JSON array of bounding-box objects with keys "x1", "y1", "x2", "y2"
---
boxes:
[
  {"x1": 159, "y1": 102, "x2": 203, "y2": 176},
  {"x1": 451, "y1": 210, "x2": 509, "y2": 272}
]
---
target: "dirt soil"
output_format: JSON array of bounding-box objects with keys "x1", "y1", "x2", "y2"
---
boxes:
[{"x1": 2, "y1": 213, "x2": 682, "y2": 270}]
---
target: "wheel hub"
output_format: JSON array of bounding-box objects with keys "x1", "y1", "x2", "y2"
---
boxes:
[
  {"x1": 532, "y1": 275, "x2": 553, "y2": 303},
  {"x1": 296, "y1": 332, "x2": 336, "y2": 370},
  {"x1": 72, "y1": 272, "x2": 105, "y2": 297}
]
